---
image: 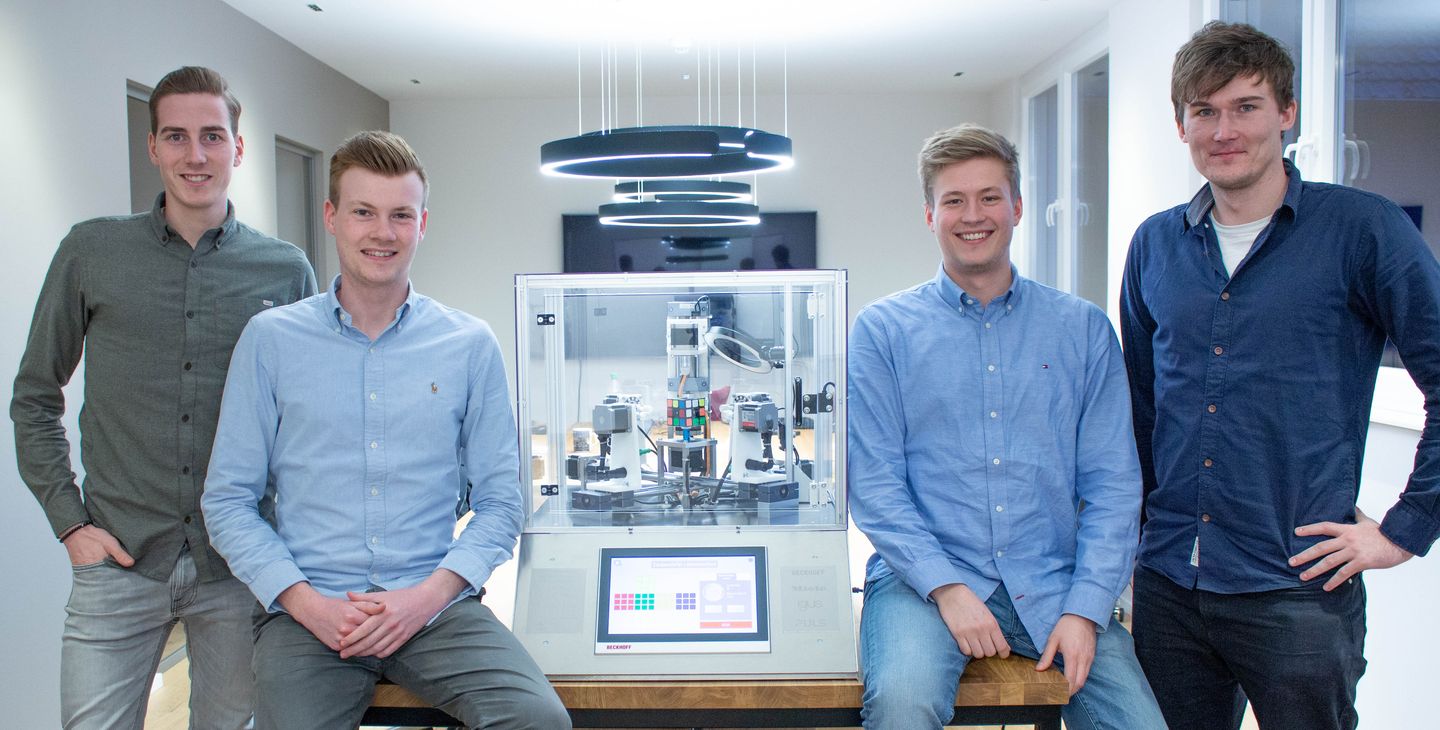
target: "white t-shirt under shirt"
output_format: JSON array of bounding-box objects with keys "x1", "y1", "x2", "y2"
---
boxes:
[{"x1": 1210, "y1": 212, "x2": 1272, "y2": 276}]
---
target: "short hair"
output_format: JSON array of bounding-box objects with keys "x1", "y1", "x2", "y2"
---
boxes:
[
  {"x1": 149, "y1": 66, "x2": 241, "y2": 135},
  {"x1": 918, "y1": 123, "x2": 1020, "y2": 205},
  {"x1": 328, "y1": 131, "x2": 429, "y2": 207},
  {"x1": 1171, "y1": 21, "x2": 1296, "y2": 125}
]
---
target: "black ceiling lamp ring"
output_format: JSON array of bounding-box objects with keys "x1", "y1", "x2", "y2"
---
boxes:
[
  {"x1": 613, "y1": 180, "x2": 753, "y2": 203},
  {"x1": 597, "y1": 200, "x2": 761, "y2": 227},
  {"x1": 541, "y1": 125, "x2": 793, "y2": 179}
]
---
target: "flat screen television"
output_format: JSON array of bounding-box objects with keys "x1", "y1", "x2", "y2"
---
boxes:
[{"x1": 562, "y1": 212, "x2": 817, "y2": 273}]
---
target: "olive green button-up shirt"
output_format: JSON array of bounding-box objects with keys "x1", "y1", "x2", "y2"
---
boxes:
[{"x1": 12, "y1": 194, "x2": 317, "y2": 582}]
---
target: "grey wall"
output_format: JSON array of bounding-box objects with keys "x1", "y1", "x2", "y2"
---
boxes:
[{"x1": 0, "y1": 0, "x2": 387, "y2": 723}]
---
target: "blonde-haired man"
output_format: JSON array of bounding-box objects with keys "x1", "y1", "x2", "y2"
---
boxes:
[
  {"x1": 849, "y1": 124, "x2": 1162, "y2": 730},
  {"x1": 203, "y1": 131, "x2": 568, "y2": 728}
]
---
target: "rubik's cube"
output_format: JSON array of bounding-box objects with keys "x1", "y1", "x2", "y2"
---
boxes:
[{"x1": 667, "y1": 396, "x2": 707, "y2": 439}]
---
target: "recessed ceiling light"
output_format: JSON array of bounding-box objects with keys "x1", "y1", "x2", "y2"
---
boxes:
[{"x1": 307, "y1": 3, "x2": 322, "y2": 11}]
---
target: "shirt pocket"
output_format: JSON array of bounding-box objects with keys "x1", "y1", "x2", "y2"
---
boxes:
[{"x1": 213, "y1": 295, "x2": 281, "y2": 368}]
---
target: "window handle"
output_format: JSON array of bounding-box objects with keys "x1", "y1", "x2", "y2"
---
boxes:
[{"x1": 1343, "y1": 139, "x2": 1360, "y2": 184}]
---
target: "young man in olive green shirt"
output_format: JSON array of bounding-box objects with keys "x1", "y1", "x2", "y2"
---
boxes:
[{"x1": 11, "y1": 66, "x2": 315, "y2": 729}]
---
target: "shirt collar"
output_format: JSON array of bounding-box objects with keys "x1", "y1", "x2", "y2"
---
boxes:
[
  {"x1": 1184, "y1": 157, "x2": 1303, "y2": 230},
  {"x1": 146, "y1": 192, "x2": 239, "y2": 249},
  {"x1": 326, "y1": 274, "x2": 419, "y2": 329},
  {"x1": 932, "y1": 263, "x2": 1022, "y2": 313}
]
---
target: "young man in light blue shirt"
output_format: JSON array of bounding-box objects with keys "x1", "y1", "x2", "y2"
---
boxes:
[
  {"x1": 848, "y1": 124, "x2": 1163, "y2": 730},
  {"x1": 202, "y1": 131, "x2": 568, "y2": 729}
]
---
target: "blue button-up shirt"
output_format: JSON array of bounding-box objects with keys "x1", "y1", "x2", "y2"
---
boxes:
[
  {"x1": 1120, "y1": 160, "x2": 1440, "y2": 594},
  {"x1": 202, "y1": 279, "x2": 523, "y2": 612},
  {"x1": 849, "y1": 267, "x2": 1141, "y2": 647}
]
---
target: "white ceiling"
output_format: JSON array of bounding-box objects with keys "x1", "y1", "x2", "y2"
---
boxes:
[{"x1": 221, "y1": 0, "x2": 1120, "y2": 102}]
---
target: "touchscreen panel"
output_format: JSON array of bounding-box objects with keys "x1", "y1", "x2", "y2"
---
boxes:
[{"x1": 596, "y1": 546, "x2": 770, "y2": 654}]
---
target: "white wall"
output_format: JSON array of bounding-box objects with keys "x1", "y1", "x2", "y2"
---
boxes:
[
  {"x1": 1105, "y1": 0, "x2": 1199, "y2": 329},
  {"x1": 0, "y1": 0, "x2": 387, "y2": 724}
]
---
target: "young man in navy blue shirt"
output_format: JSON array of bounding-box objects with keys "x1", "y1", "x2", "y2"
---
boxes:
[{"x1": 1121, "y1": 21, "x2": 1440, "y2": 730}]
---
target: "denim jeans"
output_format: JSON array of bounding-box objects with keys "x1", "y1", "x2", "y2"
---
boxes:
[
  {"x1": 252, "y1": 596, "x2": 570, "y2": 730},
  {"x1": 1132, "y1": 566, "x2": 1367, "y2": 730},
  {"x1": 61, "y1": 546, "x2": 256, "y2": 730},
  {"x1": 859, "y1": 570, "x2": 1165, "y2": 730}
]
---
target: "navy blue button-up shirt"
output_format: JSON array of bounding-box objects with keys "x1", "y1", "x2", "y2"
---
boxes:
[
  {"x1": 850, "y1": 268, "x2": 1140, "y2": 647},
  {"x1": 1121, "y1": 160, "x2": 1440, "y2": 593}
]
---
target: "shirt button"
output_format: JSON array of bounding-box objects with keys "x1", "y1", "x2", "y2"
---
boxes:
[
  {"x1": 183, "y1": 515, "x2": 192, "y2": 524},
  {"x1": 190, "y1": 261, "x2": 198, "y2": 269},
  {"x1": 180, "y1": 414, "x2": 190, "y2": 423},
  {"x1": 1213, "y1": 346, "x2": 1224, "y2": 356},
  {"x1": 370, "y1": 441, "x2": 378, "y2": 449},
  {"x1": 967, "y1": 299, "x2": 976, "y2": 305},
  {"x1": 370, "y1": 536, "x2": 379, "y2": 545},
  {"x1": 992, "y1": 457, "x2": 1001, "y2": 465},
  {"x1": 370, "y1": 487, "x2": 379, "y2": 496},
  {"x1": 990, "y1": 411, "x2": 998, "y2": 418},
  {"x1": 984, "y1": 322, "x2": 992, "y2": 329},
  {"x1": 182, "y1": 465, "x2": 190, "y2": 475},
  {"x1": 369, "y1": 392, "x2": 377, "y2": 401},
  {"x1": 1201, "y1": 513, "x2": 1212, "y2": 523},
  {"x1": 1220, "y1": 292, "x2": 1231, "y2": 301},
  {"x1": 995, "y1": 505, "x2": 1004, "y2": 512},
  {"x1": 1207, "y1": 404, "x2": 1217, "y2": 413},
  {"x1": 185, "y1": 310, "x2": 195, "y2": 319},
  {"x1": 987, "y1": 364, "x2": 996, "y2": 372},
  {"x1": 995, "y1": 550, "x2": 1005, "y2": 558},
  {"x1": 1006, "y1": 305, "x2": 1012, "y2": 311},
  {"x1": 183, "y1": 361, "x2": 192, "y2": 371},
  {"x1": 1203, "y1": 458, "x2": 1214, "y2": 467},
  {"x1": 369, "y1": 347, "x2": 375, "y2": 353}
]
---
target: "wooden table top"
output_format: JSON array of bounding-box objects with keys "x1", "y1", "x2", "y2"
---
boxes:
[{"x1": 370, "y1": 654, "x2": 1070, "y2": 710}]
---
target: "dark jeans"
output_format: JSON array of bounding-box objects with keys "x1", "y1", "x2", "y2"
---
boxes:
[{"x1": 1132, "y1": 566, "x2": 1367, "y2": 730}]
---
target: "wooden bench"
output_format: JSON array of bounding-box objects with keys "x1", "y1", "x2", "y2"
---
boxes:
[{"x1": 361, "y1": 654, "x2": 1068, "y2": 729}]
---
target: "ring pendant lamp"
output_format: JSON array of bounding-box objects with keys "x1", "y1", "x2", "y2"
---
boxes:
[
  {"x1": 597, "y1": 201, "x2": 761, "y2": 227},
  {"x1": 545, "y1": 39, "x2": 790, "y2": 227},
  {"x1": 541, "y1": 125, "x2": 791, "y2": 180},
  {"x1": 613, "y1": 180, "x2": 753, "y2": 203}
]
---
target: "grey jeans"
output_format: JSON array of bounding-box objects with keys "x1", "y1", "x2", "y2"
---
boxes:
[
  {"x1": 252, "y1": 595, "x2": 570, "y2": 730},
  {"x1": 62, "y1": 547, "x2": 256, "y2": 729}
]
